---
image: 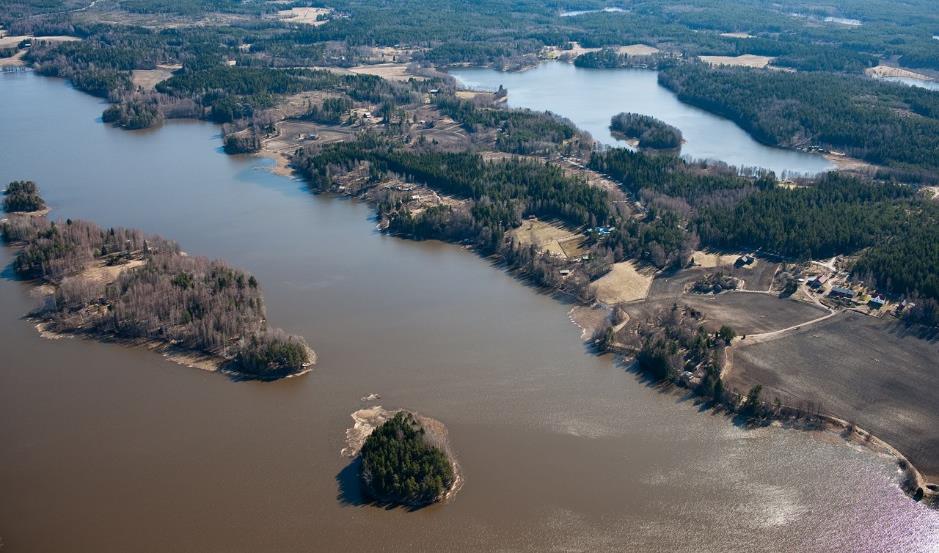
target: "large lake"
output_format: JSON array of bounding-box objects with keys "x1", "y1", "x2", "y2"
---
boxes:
[
  {"x1": 1, "y1": 71, "x2": 938, "y2": 552},
  {"x1": 451, "y1": 62, "x2": 835, "y2": 176}
]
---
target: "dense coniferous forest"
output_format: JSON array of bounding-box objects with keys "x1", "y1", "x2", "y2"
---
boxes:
[
  {"x1": 3, "y1": 181, "x2": 46, "y2": 213},
  {"x1": 853, "y1": 204, "x2": 939, "y2": 302},
  {"x1": 588, "y1": 147, "x2": 759, "y2": 206},
  {"x1": 609, "y1": 112, "x2": 682, "y2": 150},
  {"x1": 359, "y1": 412, "x2": 454, "y2": 505},
  {"x1": 659, "y1": 63, "x2": 939, "y2": 171},
  {"x1": 1, "y1": 216, "x2": 312, "y2": 379},
  {"x1": 694, "y1": 174, "x2": 914, "y2": 259}
]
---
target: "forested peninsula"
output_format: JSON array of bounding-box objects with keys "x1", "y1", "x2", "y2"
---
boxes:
[
  {"x1": 1, "y1": 184, "x2": 314, "y2": 380},
  {"x1": 659, "y1": 63, "x2": 939, "y2": 175}
]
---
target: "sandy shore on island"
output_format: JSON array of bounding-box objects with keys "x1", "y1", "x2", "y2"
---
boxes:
[{"x1": 342, "y1": 406, "x2": 464, "y2": 503}]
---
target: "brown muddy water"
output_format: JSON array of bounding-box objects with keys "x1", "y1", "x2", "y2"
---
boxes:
[{"x1": 1, "y1": 72, "x2": 937, "y2": 552}]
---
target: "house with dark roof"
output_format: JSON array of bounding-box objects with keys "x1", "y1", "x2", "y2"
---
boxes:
[{"x1": 829, "y1": 286, "x2": 855, "y2": 299}]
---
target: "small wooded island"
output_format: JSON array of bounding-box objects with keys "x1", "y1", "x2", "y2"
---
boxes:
[
  {"x1": 1, "y1": 182, "x2": 314, "y2": 380},
  {"x1": 609, "y1": 112, "x2": 683, "y2": 150},
  {"x1": 3, "y1": 180, "x2": 46, "y2": 213},
  {"x1": 359, "y1": 412, "x2": 457, "y2": 506}
]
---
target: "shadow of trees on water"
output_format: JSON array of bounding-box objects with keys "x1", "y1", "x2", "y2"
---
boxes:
[{"x1": 335, "y1": 457, "x2": 429, "y2": 512}]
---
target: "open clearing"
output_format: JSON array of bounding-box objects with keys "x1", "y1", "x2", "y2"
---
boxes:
[
  {"x1": 507, "y1": 219, "x2": 583, "y2": 259},
  {"x1": 699, "y1": 54, "x2": 774, "y2": 68},
  {"x1": 616, "y1": 44, "x2": 660, "y2": 56},
  {"x1": 593, "y1": 261, "x2": 654, "y2": 304},
  {"x1": 731, "y1": 311, "x2": 939, "y2": 480},
  {"x1": 866, "y1": 64, "x2": 934, "y2": 82},
  {"x1": 720, "y1": 32, "x2": 753, "y2": 39},
  {"x1": 626, "y1": 292, "x2": 827, "y2": 335},
  {"x1": 684, "y1": 293, "x2": 827, "y2": 334},
  {"x1": 347, "y1": 63, "x2": 423, "y2": 82},
  {"x1": 314, "y1": 63, "x2": 422, "y2": 82},
  {"x1": 691, "y1": 250, "x2": 743, "y2": 268},
  {"x1": 0, "y1": 35, "x2": 81, "y2": 48},
  {"x1": 131, "y1": 64, "x2": 181, "y2": 91},
  {"x1": 543, "y1": 42, "x2": 659, "y2": 60},
  {"x1": 648, "y1": 261, "x2": 779, "y2": 298},
  {"x1": 455, "y1": 89, "x2": 499, "y2": 102},
  {"x1": 275, "y1": 7, "x2": 331, "y2": 26},
  {"x1": 0, "y1": 50, "x2": 25, "y2": 67},
  {"x1": 260, "y1": 119, "x2": 356, "y2": 175},
  {"x1": 542, "y1": 42, "x2": 600, "y2": 60}
]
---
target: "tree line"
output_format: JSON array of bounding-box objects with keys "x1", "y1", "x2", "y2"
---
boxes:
[
  {"x1": 659, "y1": 62, "x2": 939, "y2": 172},
  {"x1": 852, "y1": 202, "x2": 939, "y2": 302},
  {"x1": 694, "y1": 173, "x2": 914, "y2": 260}
]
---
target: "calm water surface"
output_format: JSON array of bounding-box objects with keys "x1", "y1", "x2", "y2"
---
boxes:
[
  {"x1": 875, "y1": 76, "x2": 939, "y2": 91},
  {"x1": 1, "y1": 72, "x2": 938, "y2": 552},
  {"x1": 451, "y1": 62, "x2": 835, "y2": 176}
]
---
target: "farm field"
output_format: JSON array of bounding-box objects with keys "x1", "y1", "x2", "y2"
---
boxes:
[
  {"x1": 731, "y1": 312, "x2": 939, "y2": 479},
  {"x1": 626, "y1": 292, "x2": 827, "y2": 335}
]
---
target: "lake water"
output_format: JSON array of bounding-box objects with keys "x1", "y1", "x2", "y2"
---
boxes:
[
  {"x1": 824, "y1": 16, "x2": 862, "y2": 26},
  {"x1": 450, "y1": 62, "x2": 834, "y2": 176},
  {"x1": 875, "y1": 75, "x2": 939, "y2": 91},
  {"x1": 559, "y1": 7, "x2": 626, "y2": 17},
  {"x1": 1, "y1": 71, "x2": 938, "y2": 552}
]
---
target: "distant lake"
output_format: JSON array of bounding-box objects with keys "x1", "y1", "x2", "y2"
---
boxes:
[
  {"x1": 451, "y1": 62, "x2": 834, "y2": 176},
  {"x1": 874, "y1": 75, "x2": 939, "y2": 91},
  {"x1": 559, "y1": 7, "x2": 625, "y2": 17},
  {"x1": 824, "y1": 16, "x2": 862, "y2": 26}
]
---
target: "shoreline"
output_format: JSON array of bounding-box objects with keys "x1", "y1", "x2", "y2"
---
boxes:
[
  {"x1": 287, "y1": 146, "x2": 938, "y2": 507},
  {"x1": 34, "y1": 321, "x2": 224, "y2": 371},
  {"x1": 571, "y1": 279, "x2": 939, "y2": 508},
  {"x1": 33, "y1": 320, "x2": 317, "y2": 380},
  {"x1": 11, "y1": 68, "x2": 936, "y2": 508},
  {"x1": 451, "y1": 60, "x2": 893, "y2": 176},
  {"x1": 2, "y1": 209, "x2": 315, "y2": 382}
]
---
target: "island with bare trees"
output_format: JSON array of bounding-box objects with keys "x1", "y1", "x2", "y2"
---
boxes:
[{"x1": 1, "y1": 183, "x2": 314, "y2": 380}]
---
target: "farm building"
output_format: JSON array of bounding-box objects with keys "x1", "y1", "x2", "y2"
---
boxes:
[
  {"x1": 829, "y1": 286, "x2": 855, "y2": 299},
  {"x1": 735, "y1": 254, "x2": 755, "y2": 267},
  {"x1": 808, "y1": 274, "x2": 829, "y2": 289}
]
